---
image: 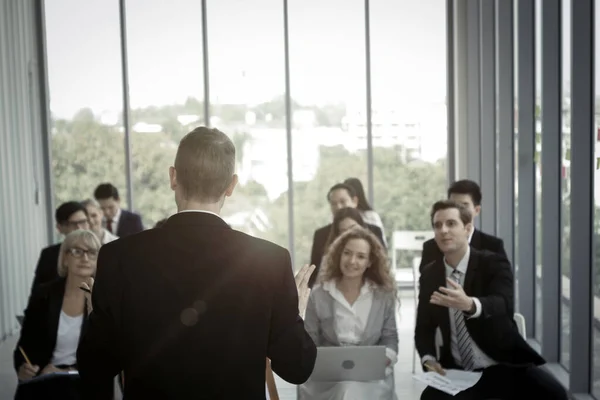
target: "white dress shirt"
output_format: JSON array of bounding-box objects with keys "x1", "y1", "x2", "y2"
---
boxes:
[{"x1": 104, "y1": 208, "x2": 121, "y2": 235}]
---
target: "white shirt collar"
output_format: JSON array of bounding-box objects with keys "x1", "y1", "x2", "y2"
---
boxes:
[
  {"x1": 322, "y1": 279, "x2": 374, "y2": 296},
  {"x1": 443, "y1": 246, "x2": 470, "y2": 275}
]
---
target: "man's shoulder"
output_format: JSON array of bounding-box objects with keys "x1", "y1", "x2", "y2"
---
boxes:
[
  {"x1": 234, "y1": 230, "x2": 289, "y2": 255},
  {"x1": 421, "y1": 237, "x2": 438, "y2": 252},
  {"x1": 477, "y1": 230, "x2": 504, "y2": 246},
  {"x1": 112, "y1": 223, "x2": 287, "y2": 257},
  {"x1": 121, "y1": 209, "x2": 142, "y2": 220},
  {"x1": 40, "y1": 243, "x2": 61, "y2": 257},
  {"x1": 470, "y1": 247, "x2": 509, "y2": 266}
]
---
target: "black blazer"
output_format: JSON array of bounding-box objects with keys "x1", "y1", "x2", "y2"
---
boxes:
[
  {"x1": 116, "y1": 209, "x2": 144, "y2": 238},
  {"x1": 14, "y1": 279, "x2": 113, "y2": 399},
  {"x1": 308, "y1": 222, "x2": 386, "y2": 288},
  {"x1": 15, "y1": 279, "x2": 80, "y2": 372},
  {"x1": 415, "y1": 249, "x2": 545, "y2": 369},
  {"x1": 77, "y1": 211, "x2": 317, "y2": 399},
  {"x1": 30, "y1": 243, "x2": 61, "y2": 294},
  {"x1": 418, "y1": 229, "x2": 506, "y2": 273}
]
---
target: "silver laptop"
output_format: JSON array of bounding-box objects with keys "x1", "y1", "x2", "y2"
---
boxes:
[{"x1": 310, "y1": 346, "x2": 386, "y2": 382}]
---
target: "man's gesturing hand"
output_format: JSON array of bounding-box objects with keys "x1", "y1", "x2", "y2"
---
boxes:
[{"x1": 295, "y1": 264, "x2": 316, "y2": 318}]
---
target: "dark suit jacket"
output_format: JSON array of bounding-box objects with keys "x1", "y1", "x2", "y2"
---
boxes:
[
  {"x1": 415, "y1": 249, "x2": 545, "y2": 369},
  {"x1": 30, "y1": 244, "x2": 61, "y2": 293},
  {"x1": 116, "y1": 209, "x2": 144, "y2": 237},
  {"x1": 308, "y1": 223, "x2": 386, "y2": 288},
  {"x1": 77, "y1": 211, "x2": 317, "y2": 399},
  {"x1": 418, "y1": 229, "x2": 506, "y2": 273}
]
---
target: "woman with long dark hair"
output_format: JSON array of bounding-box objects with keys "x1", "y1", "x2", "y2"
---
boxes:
[{"x1": 344, "y1": 178, "x2": 387, "y2": 246}]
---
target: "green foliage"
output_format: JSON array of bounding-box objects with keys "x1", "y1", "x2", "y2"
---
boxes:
[{"x1": 51, "y1": 100, "x2": 448, "y2": 275}]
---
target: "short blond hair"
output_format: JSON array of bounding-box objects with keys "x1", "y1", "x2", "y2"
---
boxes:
[
  {"x1": 174, "y1": 127, "x2": 236, "y2": 203},
  {"x1": 57, "y1": 229, "x2": 101, "y2": 277}
]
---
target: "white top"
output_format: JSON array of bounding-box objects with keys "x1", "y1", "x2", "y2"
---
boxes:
[
  {"x1": 322, "y1": 281, "x2": 397, "y2": 374},
  {"x1": 101, "y1": 228, "x2": 118, "y2": 244},
  {"x1": 51, "y1": 311, "x2": 83, "y2": 366}
]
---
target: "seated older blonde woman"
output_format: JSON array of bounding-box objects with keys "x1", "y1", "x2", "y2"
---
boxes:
[
  {"x1": 81, "y1": 198, "x2": 118, "y2": 245},
  {"x1": 299, "y1": 227, "x2": 399, "y2": 400},
  {"x1": 14, "y1": 230, "x2": 113, "y2": 399}
]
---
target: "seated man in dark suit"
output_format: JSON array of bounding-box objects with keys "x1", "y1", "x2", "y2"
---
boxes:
[
  {"x1": 30, "y1": 201, "x2": 89, "y2": 292},
  {"x1": 78, "y1": 127, "x2": 317, "y2": 399},
  {"x1": 309, "y1": 183, "x2": 386, "y2": 287},
  {"x1": 415, "y1": 200, "x2": 567, "y2": 400},
  {"x1": 419, "y1": 179, "x2": 506, "y2": 273},
  {"x1": 94, "y1": 182, "x2": 144, "y2": 237}
]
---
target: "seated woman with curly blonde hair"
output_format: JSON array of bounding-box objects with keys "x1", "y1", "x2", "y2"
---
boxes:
[{"x1": 299, "y1": 227, "x2": 398, "y2": 400}]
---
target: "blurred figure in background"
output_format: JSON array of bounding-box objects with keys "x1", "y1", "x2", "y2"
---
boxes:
[
  {"x1": 31, "y1": 202, "x2": 90, "y2": 293},
  {"x1": 81, "y1": 199, "x2": 118, "y2": 245},
  {"x1": 344, "y1": 177, "x2": 388, "y2": 247},
  {"x1": 94, "y1": 183, "x2": 144, "y2": 237}
]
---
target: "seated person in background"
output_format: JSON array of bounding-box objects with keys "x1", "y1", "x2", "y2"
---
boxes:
[
  {"x1": 415, "y1": 200, "x2": 567, "y2": 400},
  {"x1": 320, "y1": 207, "x2": 383, "y2": 271},
  {"x1": 14, "y1": 230, "x2": 113, "y2": 399},
  {"x1": 419, "y1": 179, "x2": 506, "y2": 273},
  {"x1": 309, "y1": 183, "x2": 386, "y2": 288},
  {"x1": 344, "y1": 177, "x2": 388, "y2": 247},
  {"x1": 94, "y1": 182, "x2": 144, "y2": 237},
  {"x1": 81, "y1": 198, "x2": 118, "y2": 244},
  {"x1": 31, "y1": 202, "x2": 90, "y2": 293},
  {"x1": 300, "y1": 227, "x2": 398, "y2": 400}
]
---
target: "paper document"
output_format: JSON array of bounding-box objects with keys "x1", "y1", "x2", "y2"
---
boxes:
[
  {"x1": 19, "y1": 370, "x2": 79, "y2": 385},
  {"x1": 413, "y1": 369, "x2": 482, "y2": 396}
]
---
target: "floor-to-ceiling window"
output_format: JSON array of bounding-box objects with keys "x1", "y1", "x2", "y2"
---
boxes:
[
  {"x1": 125, "y1": 0, "x2": 205, "y2": 228},
  {"x1": 592, "y1": 1, "x2": 600, "y2": 395},
  {"x1": 45, "y1": 0, "x2": 126, "y2": 232},
  {"x1": 534, "y1": 0, "x2": 543, "y2": 344},
  {"x1": 560, "y1": 0, "x2": 571, "y2": 370}
]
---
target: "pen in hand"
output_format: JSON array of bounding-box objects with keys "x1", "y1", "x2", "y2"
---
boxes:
[
  {"x1": 424, "y1": 361, "x2": 446, "y2": 376},
  {"x1": 19, "y1": 346, "x2": 32, "y2": 366}
]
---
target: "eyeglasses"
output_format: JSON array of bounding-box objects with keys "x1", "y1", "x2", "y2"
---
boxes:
[{"x1": 67, "y1": 248, "x2": 98, "y2": 260}]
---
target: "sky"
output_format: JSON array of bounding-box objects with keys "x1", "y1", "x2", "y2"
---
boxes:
[{"x1": 43, "y1": 0, "x2": 448, "y2": 119}]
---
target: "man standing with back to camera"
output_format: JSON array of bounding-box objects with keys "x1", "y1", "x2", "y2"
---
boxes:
[{"x1": 77, "y1": 127, "x2": 317, "y2": 399}]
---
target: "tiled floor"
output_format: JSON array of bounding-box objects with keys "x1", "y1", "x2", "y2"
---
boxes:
[{"x1": 0, "y1": 290, "x2": 424, "y2": 400}]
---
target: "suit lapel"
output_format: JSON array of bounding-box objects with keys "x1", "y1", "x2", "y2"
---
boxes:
[
  {"x1": 47, "y1": 280, "x2": 66, "y2": 352},
  {"x1": 463, "y1": 248, "x2": 479, "y2": 296}
]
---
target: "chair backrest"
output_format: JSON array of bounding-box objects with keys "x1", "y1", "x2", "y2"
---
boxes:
[
  {"x1": 513, "y1": 312, "x2": 527, "y2": 339},
  {"x1": 392, "y1": 231, "x2": 434, "y2": 251}
]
